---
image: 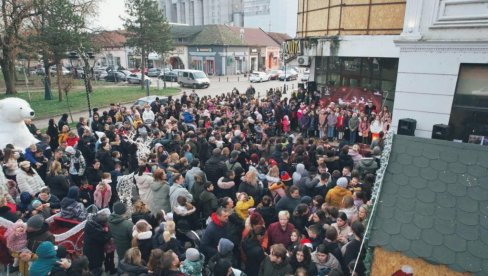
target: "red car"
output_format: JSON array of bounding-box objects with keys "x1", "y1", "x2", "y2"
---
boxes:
[{"x1": 129, "y1": 68, "x2": 149, "y2": 74}]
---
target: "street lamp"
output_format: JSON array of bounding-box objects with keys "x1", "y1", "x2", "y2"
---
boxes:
[{"x1": 68, "y1": 51, "x2": 96, "y2": 118}]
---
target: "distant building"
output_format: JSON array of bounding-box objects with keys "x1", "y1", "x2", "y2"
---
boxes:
[
  {"x1": 243, "y1": 0, "x2": 297, "y2": 37},
  {"x1": 159, "y1": 0, "x2": 243, "y2": 27}
]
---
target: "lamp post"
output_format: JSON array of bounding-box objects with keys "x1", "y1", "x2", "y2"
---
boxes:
[{"x1": 68, "y1": 51, "x2": 96, "y2": 118}]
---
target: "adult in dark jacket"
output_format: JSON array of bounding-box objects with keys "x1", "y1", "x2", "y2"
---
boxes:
[
  {"x1": 338, "y1": 146, "x2": 354, "y2": 172},
  {"x1": 108, "y1": 202, "x2": 134, "y2": 260},
  {"x1": 258, "y1": 244, "x2": 293, "y2": 276},
  {"x1": 200, "y1": 207, "x2": 231, "y2": 258},
  {"x1": 38, "y1": 187, "x2": 61, "y2": 210},
  {"x1": 290, "y1": 244, "x2": 318, "y2": 275},
  {"x1": 204, "y1": 148, "x2": 227, "y2": 184},
  {"x1": 208, "y1": 238, "x2": 236, "y2": 272},
  {"x1": 256, "y1": 195, "x2": 278, "y2": 227},
  {"x1": 96, "y1": 143, "x2": 115, "y2": 173},
  {"x1": 45, "y1": 161, "x2": 69, "y2": 201},
  {"x1": 241, "y1": 225, "x2": 266, "y2": 276},
  {"x1": 85, "y1": 159, "x2": 103, "y2": 185},
  {"x1": 297, "y1": 167, "x2": 320, "y2": 197},
  {"x1": 275, "y1": 185, "x2": 301, "y2": 214},
  {"x1": 26, "y1": 215, "x2": 55, "y2": 253},
  {"x1": 199, "y1": 182, "x2": 218, "y2": 219},
  {"x1": 83, "y1": 213, "x2": 111, "y2": 276},
  {"x1": 342, "y1": 221, "x2": 366, "y2": 276}
]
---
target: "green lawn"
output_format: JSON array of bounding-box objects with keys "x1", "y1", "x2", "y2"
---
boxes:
[{"x1": 0, "y1": 86, "x2": 180, "y2": 119}]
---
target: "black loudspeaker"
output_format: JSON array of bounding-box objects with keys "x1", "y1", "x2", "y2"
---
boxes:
[
  {"x1": 398, "y1": 118, "x2": 416, "y2": 136},
  {"x1": 298, "y1": 83, "x2": 305, "y2": 89},
  {"x1": 307, "y1": 81, "x2": 316, "y2": 92},
  {"x1": 432, "y1": 124, "x2": 451, "y2": 140}
]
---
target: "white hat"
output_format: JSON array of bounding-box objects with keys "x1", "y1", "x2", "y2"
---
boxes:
[{"x1": 65, "y1": 146, "x2": 76, "y2": 155}]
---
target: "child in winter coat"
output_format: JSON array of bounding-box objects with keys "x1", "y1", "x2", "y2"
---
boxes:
[
  {"x1": 173, "y1": 196, "x2": 196, "y2": 216},
  {"x1": 6, "y1": 220, "x2": 28, "y2": 271},
  {"x1": 217, "y1": 170, "x2": 236, "y2": 199},
  {"x1": 79, "y1": 179, "x2": 94, "y2": 207},
  {"x1": 132, "y1": 219, "x2": 153, "y2": 263},
  {"x1": 282, "y1": 115, "x2": 290, "y2": 134},
  {"x1": 181, "y1": 248, "x2": 205, "y2": 276},
  {"x1": 235, "y1": 193, "x2": 254, "y2": 221},
  {"x1": 94, "y1": 174, "x2": 112, "y2": 209}
]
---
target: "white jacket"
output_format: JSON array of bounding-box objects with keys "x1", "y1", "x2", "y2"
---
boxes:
[
  {"x1": 134, "y1": 173, "x2": 154, "y2": 208},
  {"x1": 142, "y1": 110, "x2": 155, "y2": 122},
  {"x1": 16, "y1": 168, "x2": 45, "y2": 195}
]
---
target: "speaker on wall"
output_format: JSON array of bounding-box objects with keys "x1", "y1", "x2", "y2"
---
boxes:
[
  {"x1": 432, "y1": 124, "x2": 451, "y2": 140},
  {"x1": 398, "y1": 118, "x2": 417, "y2": 136},
  {"x1": 307, "y1": 81, "x2": 316, "y2": 92}
]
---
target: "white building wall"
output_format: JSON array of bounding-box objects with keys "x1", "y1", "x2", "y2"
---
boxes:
[{"x1": 392, "y1": 0, "x2": 488, "y2": 138}]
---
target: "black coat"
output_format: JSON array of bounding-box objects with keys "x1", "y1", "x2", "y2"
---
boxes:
[
  {"x1": 117, "y1": 260, "x2": 148, "y2": 276},
  {"x1": 256, "y1": 206, "x2": 278, "y2": 227},
  {"x1": 45, "y1": 175, "x2": 69, "y2": 200},
  {"x1": 242, "y1": 237, "x2": 265, "y2": 276},
  {"x1": 83, "y1": 219, "x2": 111, "y2": 270},
  {"x1": 204, "y1": 156, "x2": 227, "y2": 184}
]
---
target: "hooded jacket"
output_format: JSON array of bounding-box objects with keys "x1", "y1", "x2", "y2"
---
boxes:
[
  {"x1": 325, "y1": 186, "x2": 352, "y2": 208},
  {"x1": 292, "y1": 164, "x2": 308, "y2": 186},
  {"x1": 108, "y1": 213, "x2": 134, "y2": 259},
  {"x1": 117, "y1": 259, "x2": 148, "y2": 276},
  {"x1": 311, "y1": 251, "x2": 342, "y2": 275},
  {"x1": 149, "y1": 180, "x2": 171, "y2": 214}
]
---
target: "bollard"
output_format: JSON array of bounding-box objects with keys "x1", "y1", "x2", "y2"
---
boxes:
[
  {"x1": 227, "y1": 77, "x2": 229, "y2": 82},
  {"x1": 292, "y1": 84, "x2": 294, "y2": 89},
  {"x1": 219, "y1": 77, "x2": 220, "y2": 82},
  {"x1": 238, "y1": 77, "x2": 239, "y2": 82}
]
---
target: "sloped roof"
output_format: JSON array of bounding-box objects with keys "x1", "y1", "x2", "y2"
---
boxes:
[
  {"x1": 170, "y1": 25, "x2": 204, "y2": 39},
  {"x1": 369, "y1": 135, "x2": 488, "y2": 275},
  {"x1": 190, "y1": 25, "x2": 244, "y2": 46},
  {"x1": 92, "y1": 31, "x2": 127, "y2": 48},
  {"x1": 227, "y1": 26, "x2": 279, "y2": 47},
  {"x1": 267, "y1": 32, "x2": 292, "y2": 45}
]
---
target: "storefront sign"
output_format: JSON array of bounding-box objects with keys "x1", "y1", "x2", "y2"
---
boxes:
[
  {"x1": 282, "y1": 40, "x2": 301, "y2": 55},
  {"x1": 197, "y1": 48, "x2": 212, "y2": 52}
]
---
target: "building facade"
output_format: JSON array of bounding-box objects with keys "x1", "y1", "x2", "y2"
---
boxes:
[
  {"x1": 392, "y1": 0, "x2": 488, "y2": 140},
  {"x1": 295, "y1": 0, "x2": 406, "y2": 110}
]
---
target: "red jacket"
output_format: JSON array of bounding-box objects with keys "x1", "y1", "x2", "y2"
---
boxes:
[{"x1": 263, "y1": 221, "x2": 295, "y2": 250}]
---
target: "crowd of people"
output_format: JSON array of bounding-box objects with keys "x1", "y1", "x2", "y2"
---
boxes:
[{"x1": 0, "y1": 86, "x2": 389, "y2": 276}]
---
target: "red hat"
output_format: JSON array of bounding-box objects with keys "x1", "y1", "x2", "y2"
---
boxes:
[
  {"x1": 300, "y1": 238, "x2": 313, "y2": 249},
  {"x1": 281, "y1": 171, "x2": 292, "y2": 182},
  {"x1": 268, "y1": 158, "x2": 278, "y2": 167}
]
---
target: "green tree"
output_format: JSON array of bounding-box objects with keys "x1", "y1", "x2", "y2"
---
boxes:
[
  {"x1": 30, "y1": 0, "x2": 94, "y2": 101},
  {"x1": 0, "y1": 0, "x2": 35, "y2": 95},
  {"x1": 123, "y1": 0, "x2": 172, "y2": 90}
]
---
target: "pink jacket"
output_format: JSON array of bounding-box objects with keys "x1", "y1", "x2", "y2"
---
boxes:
[{"x1": 94, "y1": 183, "x2": 112, "y2": 209}]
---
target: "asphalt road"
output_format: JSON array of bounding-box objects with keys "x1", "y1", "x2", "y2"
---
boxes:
[{"x1": 33, "y1": 75, "x2": 301, "y2": 129}]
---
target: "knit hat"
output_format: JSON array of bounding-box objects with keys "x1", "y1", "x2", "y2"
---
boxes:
[
  {"x1": 67, "y1": 186, "x2": 79, "y2": 199},
  {"x1": 218, "y1": 238, "x2": 234, "y2": 255},
  {"x1": 337, "y1": 177, "x2": 348, "y2": 188},
  {"x1": 31, "y1": 199, "x2": 42, "y2": 209},
  {"x1": 65, "y1": 146, "x2": 76, "y2": 155},
  {"x1": 113, "y1": 202, "x2": 127, "y2": 215},
  {"x1": 280, "y1": 171, "x2": 292, "y2": 182},
  {"x1": 300, "y1": 238, "x2": 313, "y2": 249},
  {"x1": 268, "y1": 159, "x2": 278, "y2": 167},
  {"x1": 19, "y1": 161, "x2": 31, "y2": 169},
  {"x1": 27, "y1": 215, "x2": 45, "y2": 231},
  {"x1": 185, "y1": 248, "x2": 200, "y2": 262}
]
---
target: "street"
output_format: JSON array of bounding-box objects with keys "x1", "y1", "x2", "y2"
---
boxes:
[{"x1": 32, "y1": 75, "x2": 301, "y2": 129}]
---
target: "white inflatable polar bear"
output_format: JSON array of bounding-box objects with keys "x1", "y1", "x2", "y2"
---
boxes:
[{"x1": 0, "y1": 97, "x2": 39, "y2": 150}]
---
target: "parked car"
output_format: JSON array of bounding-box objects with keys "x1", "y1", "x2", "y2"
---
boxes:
[
  {"x1": 104, "y1": 71, "x2": 127, "y2": 82},
  {"x1": 159, "y1": 70, "x2": 178, "y2": 82},
  {"x1": 301, "y1": 73, "x2": 310, "y2": 82},
  {"x1": 268, "y1": 69, "x2": 283, "y2": 80},
  {"x1": 278, "y1": 69, "x2": 298, "y2": 81},
  {"x1": 133, "y1": 95, "x2": 169, "y2": 108},
  {"x1": 127, "y1": 73, "x2": 151, "y2": 84},
  {"x1": 147, "y1": 68, "x2": 162, "y2": 77},
  {"x1": 249, "y1": 72, "x2": 270, "y2": 83},
  {"x1": 50, "y1": 66, "x2": 71, "y2": 76}
]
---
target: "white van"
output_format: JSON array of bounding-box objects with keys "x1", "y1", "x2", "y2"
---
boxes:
[{"x1": 177, "y1": 70, "x2": 210, "y2": 89}]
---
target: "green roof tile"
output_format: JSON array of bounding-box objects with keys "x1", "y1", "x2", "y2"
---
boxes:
[{"x1": 368, "y1": 135, "x2": 488, "y2": 275}]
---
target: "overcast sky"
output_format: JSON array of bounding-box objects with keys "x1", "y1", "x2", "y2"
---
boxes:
[{"x1": 91, "y1": 0, "x2": 127, "y2": 31}]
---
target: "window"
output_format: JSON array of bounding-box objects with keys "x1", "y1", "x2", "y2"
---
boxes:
[{"x1": 449, "y1": 64, "x2": 488, "y2": 141}]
